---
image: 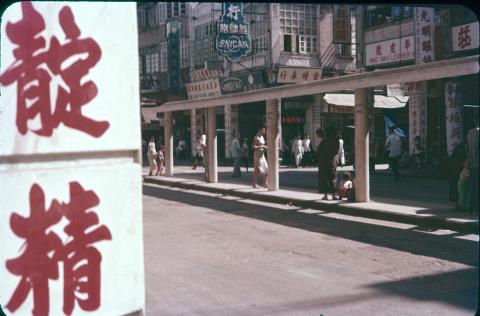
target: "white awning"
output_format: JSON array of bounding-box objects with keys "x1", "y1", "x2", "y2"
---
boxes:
[
  {"x1": 323, "y1": 94, "x2": 409, "y2": 109},
  {"x1": 141, "y1": 106, "x2": 162, "y2": 123}
]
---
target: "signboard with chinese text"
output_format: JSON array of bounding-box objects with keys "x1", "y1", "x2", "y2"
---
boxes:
[
  {"x1": 216, "y1": 2, "x2": 251, "y2": 62},
  {"x1": 186, "y1": 78, "x2": 222, "y2": 100},
  {"x1": 333, "y1": 5, "x2": 351, "y2": 43},
  {"x1": 365, "y1": 35, "x2": 415, "y2": 66},
  {"x1": 445, "y1": 80, "x2": 464, "y2": 156},
  {"x1": 276, "y1": 67, "x2": 323, "y2": 84},
  {"x1": 408, "y1": 81, "x2": 428, "y2": 154},
  {"x1": 0, "y1": 2, "x2": 141, "y2": 156},
  {"x1": 452, "y1": 21, "x2": 480, "y2": 52},
  {"x1": 387, "y1": 83, "x2": 407, "y2": 97},
  {"x1": 167, "y1": 21, "x2": 182, "y2": 91},
  {"x1": 191, "y1": 68, "x2": 223, "y2": 82},
  {"x1": 0, "y1": 3, "x2": 144, "y2": 316},
  {"x1": 415, "y1": 7, "x2": 435, "y2": 64}
]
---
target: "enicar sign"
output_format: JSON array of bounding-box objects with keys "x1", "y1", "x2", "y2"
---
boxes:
[{"x1": 216, "y1": 2, "x2": 251, "y2": 62}]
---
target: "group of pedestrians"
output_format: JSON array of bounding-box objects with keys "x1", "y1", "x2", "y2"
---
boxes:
[{"x1": 147, "y1": 135, "x2": 165, "y2": 176}]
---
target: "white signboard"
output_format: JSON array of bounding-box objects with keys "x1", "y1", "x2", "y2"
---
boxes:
[
  {"x1": 276, "y1": 67, "x2": 323, "y2": 83},
  {"x1": 445, "y1": 80, "x2": 464, "y2": 156},
  {"x1": 0, "y1": 3, "x2": 144, "y2": 316},
  {"x1": 408, "y1": 81, "x2": 428, "y2": 154},
  {"x1": 365, "y1": 35, "x2": 415, "y2": 66},
  {"x1": 0, "y1": 165, "x2": 144, "y2": 316},
  {"x1": 387, "y1": 83, "x2": 407, "y2": 97},
  {"x1": 452, "y1": 21, "x2": 480, "y2": 52},
  {"x1": 415, "y1": 7, "x2": 435, "y2": 64},
  {"x1": 191, "y1": 69, "x2": 223, "y2": 82},
  {"x1": 0, "y1": 2, "x2": 141, "y2": 156},
  {"x1": 365, "y1": 21, "x2": 414, "y2": 44},
  {"x1": 186, "y1": 78, "x2": 222, "y2": 100}
]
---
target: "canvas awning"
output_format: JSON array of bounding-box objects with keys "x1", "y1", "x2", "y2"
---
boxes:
[{"x1": 323, "y1": 94, "x2": 409, "y2": 109}]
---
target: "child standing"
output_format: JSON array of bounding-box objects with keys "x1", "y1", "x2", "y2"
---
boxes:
[
  {"x1": 156, "y1": 145, "x2": 165, "y2": 176},
  {"x1": 335, "y1": 172, "x2": 354, "y2": 201},
  {"x1": 456, "y1": 160, "x2": 470, "y2": 211}
]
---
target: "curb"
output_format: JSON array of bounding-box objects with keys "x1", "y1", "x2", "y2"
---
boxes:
[{"x1": 143, "y1": 177, "x2": 478, "y2": 234}]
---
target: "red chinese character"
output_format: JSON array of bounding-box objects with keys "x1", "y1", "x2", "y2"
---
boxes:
[
  {"x1": 420, "y1": 9, "x2": 430, "y2": 22},
  {"x1": 0, "y1": 2, "x2": 109, "y2": 138},
  {"x1": 422, "y1": 40, "x2": 432, "y2": 52},
  {"x1": 302, "y1": 71, "x2": 309, "y2": 80},
  {"x1": 450, "y1": 127, "x2": 460, "y2": 138},
  {"x1": 5, "y1": 182, "x2": 111, "y2": 315},
  {"x1": 280, "y1": 70, "x2": 287, "y2": 80},
  {"x1": 449, "y1": 112, "x2": 460, "y2": 123},
  {"x1": 290, "y1": 71, "x2": 297, "y2": 80},
  {"x1": 390, "y1": 42, "x2": 396, "y2": 53},
  {"x1": 404, "y1": 39, "x2": 411, "y2": 51},
  {"x1": 448, "y1": 96, "x2": 460, "y2": 108},
  {"x1": 376, "y1": 45, "x2": 382, "y2": 56},
  {"x1": 458, "y1": 25, "x2": 472, "y2": 49},
  {"x1": 313, "y1": 72, "x2": 320, "y2": 80}
]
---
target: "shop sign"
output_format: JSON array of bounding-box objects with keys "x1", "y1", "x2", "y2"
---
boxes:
[
  {"x1": 167, "y1": 21, "x2": 182, "y2": 91},
  {"x1": 445, "y1": 80, "x2": 464, "y2": 156},
  {"x1": 333, "y1": 5, "x2": 351, "y2": 43},
  {"x1": 221, "y1": 77, "x2": 244, "y2": 93},
  {"x1": 452, "y1": 21, "x2": 479, "y2": 52},
  {"x1": 277, "y1": 67, "x2": 322, "y2": 83},
  {"x1": 387, "y1": 83, "x2": 407, "y2": 97},
  {"x1": 366, "y1": 36, "x2": 415, "y2": 66},
  {"x1": 216, "y1": 2, "x2": 251, "y2": 62},
  {"x1": 191, "y1": 68, "x2": 223, "y2": 82},
  {"x1": 415, "y1": 7, "x2": 435, "y2": 64},
  {"x1": 408, "y1": 82, "x2": 428, "y2": 154},
  {"x1": 0, "y1": 2, "x2": 144, "y2": 316},
  {"x1": 365, "y1": 21, "x2": 414, "y2": 44},
  {"x1": 186, "y1": 78, "x2": 221, "y2": 100}
]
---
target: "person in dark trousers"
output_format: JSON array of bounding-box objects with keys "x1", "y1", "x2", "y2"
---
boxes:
[
  {"x1": 385, "y1": 126, "x2": 401, "y2": 181},
  {"x1": 317, "y1": 126, "x2": 339, "y2": 200}
]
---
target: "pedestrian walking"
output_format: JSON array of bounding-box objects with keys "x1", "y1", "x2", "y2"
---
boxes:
[
  {"x1": 192, "y1": 135, "x2": 206, "y2": 170},
  {"x1": 317, "y1": 126, "x2": 339, "y2": 200},
  {"x1": 147, "y1": 135, "x2": 158, "y2": 176},
  {"x1": 302, "y1": 133, "x2": 312, "y2": 167},
  {"x1": 466, "y1": 114, "x2": 479, "y2": 213},
  {"x1": 385, "y1": 126, "x2": 401, "y2": 181},
  {"x1": 293, "y1": 134, "x2": 304, "y2": 168},
  {"x1": 241, "y1": 137, "x2": 249, "y2": 173},
  {"x1": 231, "y1": 132, "x2": 242, "y2": 177},
  {"x1": 252, "y1": 127, "x2": 268, "y2": 188}
]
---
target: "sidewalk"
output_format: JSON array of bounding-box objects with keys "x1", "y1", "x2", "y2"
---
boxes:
[{"x1": 142, "y1": 164, "x2": 478, "y2": 233}]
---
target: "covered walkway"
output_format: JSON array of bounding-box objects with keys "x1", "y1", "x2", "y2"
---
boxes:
[{"x1": 157, "y1": 55, "x2": 479, "y2": 202}]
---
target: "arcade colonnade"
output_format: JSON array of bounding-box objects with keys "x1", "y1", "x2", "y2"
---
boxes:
[{"x1": 159, "y1": 56, "x2": 478, "y2": 202}]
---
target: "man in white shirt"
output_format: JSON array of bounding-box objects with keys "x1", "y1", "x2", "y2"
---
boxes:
[
  {"x1": 302, "y1": 133, "x2": 311, "y2": 167},
  {"x1": 385, "y1": 126, "x2": 402, "y2": 181},
  {"x1": 231, "y1": 132, "x2": 242, "y2": 177}
]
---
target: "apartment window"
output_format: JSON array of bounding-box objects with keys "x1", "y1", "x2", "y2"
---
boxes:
[
  {"x1": 280, "y1": 4, "x2": 317, "y2": 54},
  {"x1": 146, "y1": 5, "x2": 158, "y2": 28},
  {"x1": 166, "y1": 2, "x2": 186, "y2": 19},
  {"x1": 365, "y1": 6, "x2": 413, "y2": 28},
  {"x1": 339, "y1": 43, "x2": 352, "y2": 57},
  {"x1": 138, "y1": 9, "x2": 146, "y2": 29},
  {"x1": 160, "y1": 42, "x2": 167, "y2": 73}
]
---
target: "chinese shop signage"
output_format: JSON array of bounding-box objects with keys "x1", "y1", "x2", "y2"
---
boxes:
[
  {"x1": 445, "y1": 80, "x2": 464, "y2": 156},
  {"x1": 186, "y1": 78, "x2": 221, "y2": 100},
  {"x1": 365, "y1": 35, "x2": 415, "y2": 66},
  {"x1": 0, "y1": 3, "x2": 144, "y2": 316},
  {"x1": 415, "y1": 7, "x2": 435, "y2": 64},
  {"x1": 167, "y1": 21, "x2": 182, "y2": 91},
  {"x1": 408, "y1": 82, "x2": 428, "y2": 155},
  {"x1": 333, "y1": 5, "x2": 351, "y2": 43},
  {"x1": 452, "y1": 21, "x2": 479, "y2": 52},
  {"x1": 276, "y1": 67, "x2": 323, "y2": 84},
  {"x1": 216, "y1": 2, "x2": 251, "y2": 62}
]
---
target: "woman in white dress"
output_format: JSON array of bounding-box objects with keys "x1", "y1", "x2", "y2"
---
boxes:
[
  {"x1": 252, "y1": 127, "x2": 268, "y2": 188},
  {"x1": 293, "y1": 134, "x2": 304, "y2": 168},
  {"x1": 147, "y1": 135, "x2": 157, "y2": 176}
]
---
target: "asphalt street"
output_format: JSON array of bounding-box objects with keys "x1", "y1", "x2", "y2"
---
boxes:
[{"x1": 142, "y1": 182, "x2": 479, "y2": 316}]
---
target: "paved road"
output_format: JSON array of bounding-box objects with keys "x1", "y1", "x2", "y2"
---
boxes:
[{"x1": 143, "y1": 182, "x2": 478, "y2": 316}]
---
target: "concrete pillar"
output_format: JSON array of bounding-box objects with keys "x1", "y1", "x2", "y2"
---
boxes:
[
  {"x1": 354, "y1": 88, "x2": 370, "y2": 202},
  {"x1": 207, "y1": 106, "x2": 218, "y2": 183},
  {"x1": 164, "y1": 111, "x2": 174, "y2": 177},
  {"x1": 266, "y1": 99, "x2": 280, "y2": 191}
]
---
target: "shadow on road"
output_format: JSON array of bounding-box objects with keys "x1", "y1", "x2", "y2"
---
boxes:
[{"x1": 143, "y1": 184, "x2": 478, "y2": 268}]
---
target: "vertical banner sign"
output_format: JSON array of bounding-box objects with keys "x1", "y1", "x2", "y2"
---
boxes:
[
  {"x1": 415, "y1": 7, "x2": 435, "y2": 63},
  {"x1": 216, "y1": 2, "x2": 251, "y2": 62},
  {"x1": 452, "y1": 21, "x2": 480, "y2": 52},
  {"x1": 333, "y1": 5, "x2": 351, "y2": 43},
  {"x1": 191, "y1": 109, "x2": 197, "y2": 157},
  {"x1": 167, "y1": 21, "x2": 182, "y2": 91},
  {"x1": 0, "y1": 3, "x2": 144, "y2": 316},
  {"x1": 367, "y1": 88, "x2": 375, "y2": 159},
  {"x1": 445, "y1": 80, "x2": 464, "y2": 156},
  {"x1": 225, "y1": 105, "x2": 232, "y2": 158},
  {"x1": 409, "y1": 82, "x2": 428, "y2": 154}
]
